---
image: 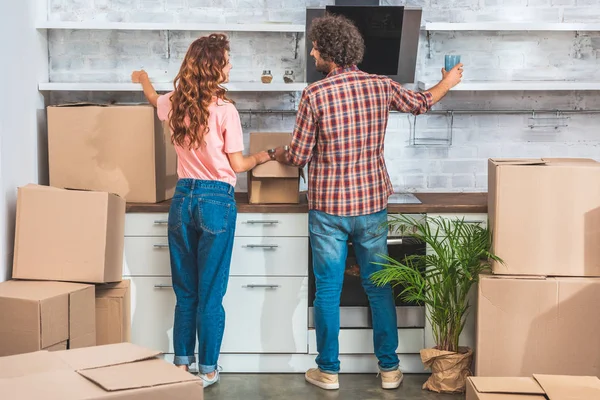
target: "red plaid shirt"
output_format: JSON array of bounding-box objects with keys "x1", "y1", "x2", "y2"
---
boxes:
[{"x1": 288, "y1": 65, "x2": 433, "y2": 216}]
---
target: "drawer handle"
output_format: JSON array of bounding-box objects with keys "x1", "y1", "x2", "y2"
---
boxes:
[
  {"x1": 154, "y1": 220, "x2": 168, "y2": 225},
  {"x1": 243, "y1": 244, "x2": 279, "y2": 249},
  {"x1": 243, "y1": 220, "x2": 280, "y2": 225},
  {"x1": 243, "y1": 284, "x2": 280, "y2": 289},
  {"x1": 154, "y1": 284, "x2": 173, "y2": 289},
  {"x1": 463, "y1": 220, "x2": 484, "y2": 224},
  {"x1": 153, "y1": 243, "x2": 169, "y2": 249}
]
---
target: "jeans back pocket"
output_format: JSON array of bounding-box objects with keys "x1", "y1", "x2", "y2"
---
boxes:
[{"x1": 196, "y1": 197, "x2": 232, "y2": 235}]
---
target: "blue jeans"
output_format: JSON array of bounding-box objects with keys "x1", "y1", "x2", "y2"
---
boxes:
[
  {"x1": 168, "y1": 179, "x2": 237, "y2": 374},
  {"x1": 309, "y1": 208, "x2": 399, "y2": 374}
]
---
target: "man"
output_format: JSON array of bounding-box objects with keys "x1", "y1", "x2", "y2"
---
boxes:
[{"x1": 271, "y1": 14, "x2": 463, "y2": 390}]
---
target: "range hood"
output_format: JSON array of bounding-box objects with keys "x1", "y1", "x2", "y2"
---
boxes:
[{"x1": 305, "y1": 2, "x2": 422, "y2": 84}]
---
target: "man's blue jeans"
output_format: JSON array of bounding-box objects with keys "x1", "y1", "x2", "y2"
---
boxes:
[
  {"x1": 168, "y1": 179, "x2": 237, "y2": 374},
  {"x1": 309, "y1": 208, "x2": 399, "y2": 374}
]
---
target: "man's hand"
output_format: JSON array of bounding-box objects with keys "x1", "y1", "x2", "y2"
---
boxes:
[
  {"x1": 274, "y1": 146, "x2": 291, "y2": 165},
  {"x1": 131, "y1": 70, "x2": 149, "y2": 84},
  {"x1": 441, "y1": 63, "x2": 463, "y2": 90},
  {"x1": 426, "y1": 63, "x2": 464, "y2": 106}
]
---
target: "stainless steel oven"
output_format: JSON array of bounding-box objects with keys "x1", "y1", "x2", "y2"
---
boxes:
[{"x1": 308, "y1": 211, "x2": 427, "y2": 329}]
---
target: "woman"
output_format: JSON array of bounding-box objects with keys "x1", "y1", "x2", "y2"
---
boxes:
[{"x1": 132, "y1": 33, "x2": 270, "y2": 387}]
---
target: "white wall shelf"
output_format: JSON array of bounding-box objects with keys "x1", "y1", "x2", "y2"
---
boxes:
[
  {"x1": 35, "y1": 21, "x2": 305, "y2": 33},
  {"x1": 38, "y1": 82, "x2": 308, "y2": 92},
  {"x1": 417, "y1": 81, "x2": 600, "y2": 91},
  {"x1": 424, "y1": 22, "x2": 600, "y2": 31}
]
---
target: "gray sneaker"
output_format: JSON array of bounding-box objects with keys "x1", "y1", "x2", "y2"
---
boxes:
[
  {"x1": 200, "y1": 369, "x2": 220, "y2": 388},
  {"x1": 380, "y1": 368, "x2": 404, "y2": 389}
]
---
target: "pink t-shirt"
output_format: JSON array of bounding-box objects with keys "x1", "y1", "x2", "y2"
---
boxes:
[{"x1": 157, "y1": 92, "x2": 244, "y2": 186}]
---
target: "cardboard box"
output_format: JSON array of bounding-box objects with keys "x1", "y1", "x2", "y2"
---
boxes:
[
  {"x1": 48, "y1": 104, "x2": 178, "y2": 203},
  {"x1": 488, "y1": 158, "x2": 600, "y2": 276},
  {"x1": 96, "y1": 280, "x2": 131, "y2": 345},
  {"x1": 0, "y1": 280, "x2": 95, "y2": 357},
  {"x1": 12, "y1": 184, "x2": 125, "y2": 283},
  {"x1": 466, "y1": 375, "x2": 600, "y2": 400},
  {"x1": 0, "y1": 343, "x2": 204, "y2": 399},
  {"x1": 247, "y1": 132, "x2": 300, "y2": 204},
  {"x1": 476, "y1": 275, "x2": 600, "y2": 377},
  {"x1": 45, "y1": 341, "x2": 68, "y2": 352}
]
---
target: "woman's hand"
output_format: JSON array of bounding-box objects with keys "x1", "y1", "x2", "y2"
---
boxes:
[
  {"x1": 131, "y1": 70, "x2": 159, "y2": 107},
  {"x1": 131, "y1": 70, "x2": 149, "y2": 84},
  {"x1": 254, "y1": 151, "x2": 271, "y2": 165}
]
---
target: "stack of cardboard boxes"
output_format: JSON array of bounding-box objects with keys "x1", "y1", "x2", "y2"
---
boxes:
[
  {"x1": 0, "y1": 184, "x2": 130, "y2": 356},
  {"x1": 476, "y1": 158, "x2": 600, "y2": 378},
  {"x1": 0, "y1": 104, "x2": 205, "y2": 397}
]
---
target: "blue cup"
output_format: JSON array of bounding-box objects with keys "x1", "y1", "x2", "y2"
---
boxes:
[{"x1": 445, "y1": 55, "x2": 461, "y2": 72}]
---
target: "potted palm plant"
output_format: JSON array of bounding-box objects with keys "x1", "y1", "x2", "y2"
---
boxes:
[{"x1": 371, "y1": 215, "x2": 502, "y2": 394}]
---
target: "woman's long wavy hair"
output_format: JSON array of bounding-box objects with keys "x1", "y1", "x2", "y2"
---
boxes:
[{"x1": 170, "y1": 33, "x2": 233, "y2": 149}]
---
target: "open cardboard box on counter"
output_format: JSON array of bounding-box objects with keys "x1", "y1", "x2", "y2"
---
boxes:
[
  {"x1": 0, "y1": 343, "x2": 203, "y2": 399},
  {"x1": 248, "y1": 132, "x2": 301, "y2": 204},
  {"x1": 466, "y1": 374, "x2": 600, "y2": 399}
]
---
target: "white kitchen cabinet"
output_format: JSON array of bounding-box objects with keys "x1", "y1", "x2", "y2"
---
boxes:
[
  {"x1": 235, "y1": 213, "x2": 308, "y2": 237},
  {"x1": 221, "y1": 276, "x2": 308, "y2": 354},
  {"x1": 124, "y1": 212, "x2": 310, "y2": 357},
  {"x1": 125, "y1": 213, "x2": 169, "y2": 237},
  {"x1": 128, "y1": 275, "x2": 308, "y2": 354},
  {"x1": 125, "y1": 212, "x2": 308, "y2": 238},
  {"x1": 124, "y1": 237, "x2": 171, "y2": 276},
  {"x1": 229, "y1": 237, "x2": 308, "y2": 276},
  {"x1": 128, "y1": 276, "x2": 177, "y2": 353},
  {"x1": 426, "y1": 213, "x2": 488, "y2": 230},
  {"x1": 124, "y1": 236, "x2": 308, "y2": 277}
]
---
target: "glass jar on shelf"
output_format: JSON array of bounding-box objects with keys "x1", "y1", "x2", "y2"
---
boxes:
[
  {"x1": 261, "y1": 70, "x2": 273, "y2": 84},
  {"x1": 283, "y1": 69, "x2": 294, "y2": 83}
]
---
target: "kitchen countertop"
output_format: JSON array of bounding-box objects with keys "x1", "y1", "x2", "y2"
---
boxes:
[{"x1": 126, "y1": 192, "x2": 488, "y2": 214}]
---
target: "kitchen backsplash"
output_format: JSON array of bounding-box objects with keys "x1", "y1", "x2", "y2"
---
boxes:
[{"x1": 47, "y1": 0, "x2": 600, "y2": 192}]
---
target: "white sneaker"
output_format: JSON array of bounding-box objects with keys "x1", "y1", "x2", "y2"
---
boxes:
[{"x1": 199, "y1": 369, "x2": 220, "y2": 388}]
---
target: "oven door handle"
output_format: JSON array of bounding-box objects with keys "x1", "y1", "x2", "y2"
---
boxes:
[
  {"x1": 348, "y1": 238, "x2": 403, "y2": 246},
  {"x1": 386, "y1": 238, "x2": 404, "y2": 245}
]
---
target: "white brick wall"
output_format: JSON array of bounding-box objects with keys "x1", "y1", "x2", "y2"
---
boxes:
[{"x1": 47, "y1": 0, "x2": 600, "y2": 192}]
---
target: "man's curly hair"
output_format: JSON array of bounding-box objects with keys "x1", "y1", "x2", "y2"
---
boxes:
[{"x1": 308, "y1": 14, "x2": 365, "y2": 67}]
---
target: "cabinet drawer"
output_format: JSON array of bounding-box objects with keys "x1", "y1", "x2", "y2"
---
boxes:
[
  {"x1": 126, "y1": 212, "x2": 309, "y2": 237},
  {"x1": 125, "y1": 213, "x2": 169, "y2": 237},
  {"x1": 129, "y1": 276, "x2": 308, "y2": 354},
  {"x1": 221, "y1": 276, "x2": 308, "y2": 353},
  {"x1": 124, "y1": 237, "x2": 171, "y2": 276},
  {"x1": 124, "y1": 237, "x2": 309, "y2": 277},
  {"x1": 236, "y1": 213, "x2": 308, "y2": 237},
  {"x1": 426, "y1": 213, "x2": 488, "y2": 228},
  {"x1": 129, "y1": 277, "x2": 177, "y2": 353},
  {"x1": 230, "y1": 237, "x2": 308, "y2": 276}
]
